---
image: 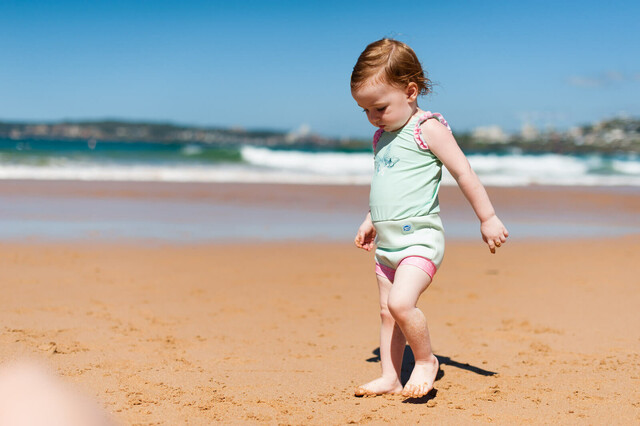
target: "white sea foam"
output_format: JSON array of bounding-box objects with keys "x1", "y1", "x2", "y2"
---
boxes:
[
  {"x1": 0, "y1": 147, "x2": 638, "y2": 186},
  {"x1": 467, "y1": 154, "x2": 589, "y2": 177},
  {"x1": 0, "y1": 163, "x2": 372, "y2": 185},
  {"x1": 240, "y1": 147, "x2": 640, "y2": 186},
  {"x1": 240, "y1": 146, "x2": 373, "y2": 175},
  {"x1": 613, "y1": 158, "x2": 640, "y2": 174}
]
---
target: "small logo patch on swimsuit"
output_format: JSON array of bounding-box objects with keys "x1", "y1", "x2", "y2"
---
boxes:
[{"x1": 401, "y1": 223, "x2": 413, "y2": 234}]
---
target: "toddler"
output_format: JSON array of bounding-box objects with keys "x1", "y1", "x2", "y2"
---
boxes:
[{"x1": 351, "y1": 39, "x2": 508, "y2": 398}]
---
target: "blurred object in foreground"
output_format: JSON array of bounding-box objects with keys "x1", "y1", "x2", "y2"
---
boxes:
[{"x1": 0, "y1": 361, "x2": 116, "y2": 426}]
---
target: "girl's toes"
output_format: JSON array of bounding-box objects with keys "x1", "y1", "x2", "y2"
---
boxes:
[
  {"x1": 354, "y1": 386, "x2": 373, "y2": 397},
  {"x1": 401, "y1": 385, "x2": 415, "y2": 398},
  {"x1": 419, "y1": 384, "x2": 429, "y2": 397},
  {"x1": 420, "y1": 384, "x2": 433, "y2": 397},
  {"x1": 402, "y1": 383, "x2": 432, "y2": 398},
  {"x1": 413, "y1": 386, "x2": 422, "y2": 398}
]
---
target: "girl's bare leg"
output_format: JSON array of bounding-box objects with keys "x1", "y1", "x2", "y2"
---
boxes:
[
  {"x1": 354, "y1": 274, "x2": 406, "y2": 396},
  {"x1": 387, "y1": 265, "x2": 439, "y2": 398}
]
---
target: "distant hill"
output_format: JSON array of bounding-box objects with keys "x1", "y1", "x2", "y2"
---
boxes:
[{"x1": 0, "y1": 119, "x2": 360, "y2": 149}]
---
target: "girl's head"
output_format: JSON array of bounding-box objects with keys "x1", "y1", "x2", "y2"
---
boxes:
[
  {"x1": 351, "y1": 39, "x2": 432, "y2": 131},
  {"x1": 351, "y1": 38, "x2": 431, "y2": 95}
]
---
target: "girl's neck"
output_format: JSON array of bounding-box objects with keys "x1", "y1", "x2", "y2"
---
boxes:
[
  {"x1": 411, "y1": 107, "x2": 424, "y2": 119},
  {"x1": 396, "y1": 107, "x2": 423, "y2": 130}
]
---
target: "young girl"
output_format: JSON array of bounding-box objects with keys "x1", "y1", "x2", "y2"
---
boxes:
[{"x1": 351, "y1": 39, "x2": 509, "y2": 398}]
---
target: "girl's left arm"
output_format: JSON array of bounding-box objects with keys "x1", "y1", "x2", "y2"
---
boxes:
[{"x1": 423, "y1": 119, "x2": 509, "y2": 253}]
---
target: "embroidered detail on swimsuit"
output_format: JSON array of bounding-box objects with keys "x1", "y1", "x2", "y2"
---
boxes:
[{"x1": 374, "y1": 149, "x2": 399, "y2": 175}]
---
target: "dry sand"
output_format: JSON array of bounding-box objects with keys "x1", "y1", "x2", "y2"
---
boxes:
[{"x1": 1, "y1": 182, "x2": 639, "y2": 424}]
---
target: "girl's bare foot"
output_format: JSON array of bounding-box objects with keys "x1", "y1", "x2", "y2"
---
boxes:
[
  {"x1": 354, "y1": 376, "x2": 403, "y2": 397},
  {"x1": 402, "y1": 355, "x2": 439, "y2": 398}
]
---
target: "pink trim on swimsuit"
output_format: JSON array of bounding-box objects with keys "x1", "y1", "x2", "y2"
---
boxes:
[
  {"x1": 371, "y1": 112, "x2": 451, "y2": 151},
  {"x1": 372, "y1": 128, "x2": 384, "y2": 151},
  {"x1": 375, "y1": 256, "x2": 437, "y2": 282},
  {"x1": 413, "y1": 112, "x2": 452, "y2": 150},
  {"x1": 375, "y1": 262, "x2": 397, "y2": 281}
]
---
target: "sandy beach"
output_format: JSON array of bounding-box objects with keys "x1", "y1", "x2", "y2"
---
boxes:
[{"x1": 1, "y1": 182, "x2": 639, "y2": 424}]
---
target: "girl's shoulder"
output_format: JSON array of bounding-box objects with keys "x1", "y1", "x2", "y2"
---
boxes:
[{"x1": 414, "y1": 111, "x2": 452, "y2": 150}]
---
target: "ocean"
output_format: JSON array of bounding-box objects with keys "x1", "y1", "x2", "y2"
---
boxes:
[
  {"x1": 2, "y1": 138, "x2": 640, "y2": 187},
  {"x1": 2, "y1": 137, "x2": 638, "y2": 243}
]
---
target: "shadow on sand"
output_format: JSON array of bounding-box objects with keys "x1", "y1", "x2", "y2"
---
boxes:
[{"x1": 365, "y1": 346, "x2": 497, "y2": 404}]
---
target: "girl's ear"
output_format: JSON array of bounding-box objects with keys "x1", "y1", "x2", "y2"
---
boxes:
[{"x1": 406, "y1": 82, "x2": 419, "y2": 101}]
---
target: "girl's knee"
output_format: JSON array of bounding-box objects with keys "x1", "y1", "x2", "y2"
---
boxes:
[
  {"x1": 387, "y1": 297, "x2": 412, "y2": 322},
  {"x1": 380, "y1": 306, "x2": 394, "y2": 324}
]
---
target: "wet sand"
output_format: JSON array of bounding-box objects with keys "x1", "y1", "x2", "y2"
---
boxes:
[
  {"x1": 1, "y1": 180, "x2": 639, "y2": 218},
  {"x1": 0, "y1": 182, "x2": 639, "y2": 424},
  {"x1": 1, "y1": 181, "x2": 639, "y2": 241}
]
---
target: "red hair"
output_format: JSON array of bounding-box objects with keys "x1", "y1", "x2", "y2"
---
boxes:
[{"x1": 351, "y1": 39, "x2": 432, "y2": 95}]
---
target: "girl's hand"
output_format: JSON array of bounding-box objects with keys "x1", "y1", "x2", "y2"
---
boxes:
[
  {"x1": 354, "y1": 213, "x2": 377, "y2": 251},
  {"x1": 481, "y1": 215, "x2": 509, "y2": 254}
]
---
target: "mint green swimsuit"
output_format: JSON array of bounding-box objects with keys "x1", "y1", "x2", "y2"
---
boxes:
[{"x1": 370, "y1": 112, "x2": 452, "y2": 277}]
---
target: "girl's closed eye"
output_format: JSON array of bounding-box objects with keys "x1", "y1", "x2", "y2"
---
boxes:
[{"x1": 376, "y1": 106, "x2": 387, "y2": 112}]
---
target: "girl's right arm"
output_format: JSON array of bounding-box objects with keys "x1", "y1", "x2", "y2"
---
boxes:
[{"x1": 354, "y1": 211, "x2": 376, "y2": 251}]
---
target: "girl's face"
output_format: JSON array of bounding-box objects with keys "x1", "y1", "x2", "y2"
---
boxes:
[{"x1": 352, "y1": 81, "x2": 418, "y2": 132}]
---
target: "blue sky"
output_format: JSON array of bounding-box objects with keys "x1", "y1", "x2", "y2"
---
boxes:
[{"x1": 1, "y1": 0, "x2": 639, "y2": 138}]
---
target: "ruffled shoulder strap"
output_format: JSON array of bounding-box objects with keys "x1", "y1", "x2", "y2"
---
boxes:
[
  {"x1": 372, "y1": 128, "x2": 384, "y2": 151},
  {"x1": 413, "y1": 111, "x2": 452, "y2": 150}
]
